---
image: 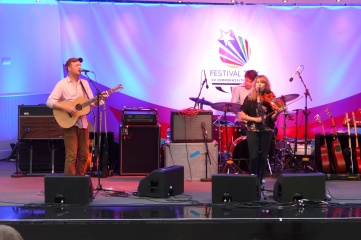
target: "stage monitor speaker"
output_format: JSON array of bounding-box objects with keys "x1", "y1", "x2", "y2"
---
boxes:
[
  {"x1": 171, "y1": 110, "x2": 213, "y2": 143},
  {"x1": 273, "y1": 173, "x2": 326, "y2": 202},
  {"x1": 120, "y1": 124, "x2": 160, "y2": 175},
  {"x1": 18, "y1": 140, "x2": 65, "y2": 173},
  {"x1": 138, "y1": 165, "x2": 184, "y2": 198},
  {"x1": 212, "y1": 174, "x2": 259, "y2": 203},
  {"x1": 18, "y1": 105, "x2": 63, "y2": 140},
  {"x1": 44, "y1": 175, "x2": 93, "y2": 205}
]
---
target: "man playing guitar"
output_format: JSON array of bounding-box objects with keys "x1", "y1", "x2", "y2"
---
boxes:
[{"x1": 46, "y1": 57, "x2": 108, "y2": 176}]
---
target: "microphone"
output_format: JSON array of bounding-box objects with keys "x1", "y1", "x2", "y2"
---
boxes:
[
  {"x1": 201, "y1": 122, "x2": 211, "y2": 166},
  {"x1": 289, "y1": 65, "x2": 301, "y2": 82},
  {"x1": 201, "y1": 122, "x2": 208, "y2": 136},
  {"x1": 204, "y1": 70, "x2": 209, "y2": 89},
  {"x1": 81, "y1": 69, "x2": 94, "y2": 73}
]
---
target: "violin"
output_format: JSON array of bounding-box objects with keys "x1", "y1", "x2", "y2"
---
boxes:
[{"x1": 260, "y1": 92, "x2": 293, "y2": 120}]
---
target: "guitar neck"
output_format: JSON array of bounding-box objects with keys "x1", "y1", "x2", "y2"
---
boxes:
[
  {"x1": 326, "y1": 108, "x2": 339, "y2": 136},
  {"x1": 320, "y1": 123, "x2": 327, "y2": 145},
  {"x1": 83, "y1": 84, "x2": 123, "y2": 109},
  {"x1": 332, "y1": 124, "x2": 337, "y2": 138},
  {"x1": 346, "y1": 113, "x2": 352, "y2": 147},
  {"x1": 353, "y1": 112, "x2": 359, "y2": 148},
  {"x1": 82, "y1": 98, "x2": 98, "y2": 108}
]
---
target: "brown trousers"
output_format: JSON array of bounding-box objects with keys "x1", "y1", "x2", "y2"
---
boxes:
[{"x1": 63, "y1": 126, "x2": 89, "y2": 175}]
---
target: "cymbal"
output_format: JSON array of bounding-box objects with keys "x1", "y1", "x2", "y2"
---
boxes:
[
  {"x1": 211, "y1": 102, "x2": 242, "y2": 112},
  {"x1": 276, "y1": 94, "x2": 299, "y2": 102},
  {"x1": 189, "y1": 97, "x2": 213, "y2": 106},
  {"x1": 214, "y1": 120, "x2": 235, "y2": 126}
]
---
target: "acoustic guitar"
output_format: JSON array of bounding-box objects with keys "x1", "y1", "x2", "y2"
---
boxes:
[
  {"x1": 352, "y1": 112, "x2": 361, "y2": 173},
  {"x1": 315, "y1": 114, "x2": 331, "y2": 173},
  {"x1": 88, "y1": 139, "x2": 95, "y2": 172},
  {"x1": 344, "y1": 113, "x2": 354, "y2": 173},
  {"x1": 53, "y1": 84, "x2": 123, "y2": 128},
  {"x1": 326, "y1": 108, "x2": 346, "y2": 173}
]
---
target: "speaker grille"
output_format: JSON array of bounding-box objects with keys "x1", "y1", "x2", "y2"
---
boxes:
[
  {"x1": 171, "y1": 111, "x2": 213, "y2": 143},
  {"x1": 18, "y1": 105, "x2": 63, "y2": 140},
  {"x1": 120, "y1": 124, "x2": 160, "y2": 175}
]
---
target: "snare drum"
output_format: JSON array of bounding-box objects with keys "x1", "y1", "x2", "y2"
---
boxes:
[
  {"x1": 214, "y1": 125, "x2": 240, "y2": 152},
  {"x1": 229, "y1": 136, "x2": 249, "y2": 172}
]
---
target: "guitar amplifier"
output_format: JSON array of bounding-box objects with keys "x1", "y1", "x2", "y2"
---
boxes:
[
  {"x1": 171, "y1": 110, "x2": 213, "y2": 143},
  {"x1": 18, "y1": 105, "x2": 63, "y2": 140},
  {"x1": 122, "y1": 108, "x2": 158, "y2": 125}
]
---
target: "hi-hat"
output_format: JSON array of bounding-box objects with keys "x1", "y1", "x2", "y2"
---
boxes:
[
  {"x1": 276, "y1": 94, "x2": 299, "y2": 102},
  {"x1": 211, "y1": 102, "x2": 242, "y2": 112},
  {"x1": 189, "y1": 97, "x2": 213, "y2": 106}
]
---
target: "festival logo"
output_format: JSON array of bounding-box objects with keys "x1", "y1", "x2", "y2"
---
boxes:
[{"x1": 210, "y1": 29, "x2": 251, "y2": 93}]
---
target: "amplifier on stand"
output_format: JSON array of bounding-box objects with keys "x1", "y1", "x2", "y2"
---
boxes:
[{"x1": 18, "y1": 105, "x2": 63, "y2": 140}]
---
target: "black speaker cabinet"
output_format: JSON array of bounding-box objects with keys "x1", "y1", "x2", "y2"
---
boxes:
[
  {"x1": 18, "y1": 140, "x2": 65, "y2": 173},
  {"x1": 18, "y1": 105, "x2": 63, "y2": 140},
  {"x1": 120, "y1": 124, "x2": 160, "y2": 175},
  {"x1": 273, "y1": 173, "x2": 326, "y2": 202},
  {"x1": 44, "y1": 175, "x2": 94, "y2": 205},
  {"x1": 171, "y1": 110, "x2": 213, "y2": 143},
  {"x1": 212, "y1": 174, "x2": 259, "y2": 203},
  {"x1": 138, "y1": 165, "x2": 184, "y2": 198}
]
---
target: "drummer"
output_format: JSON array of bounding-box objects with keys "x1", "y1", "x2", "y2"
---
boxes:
[{"x1": 231, "y1": 70, "x2": 258, "y2": 136}]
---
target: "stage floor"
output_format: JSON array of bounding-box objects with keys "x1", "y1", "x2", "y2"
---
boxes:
[{"x1": 1, "y1": 160, "x2": 361, "y2": 239}]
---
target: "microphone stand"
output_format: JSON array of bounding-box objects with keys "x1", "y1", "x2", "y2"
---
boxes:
[
  {"x1": 10, "y1": 129, "x2": 29, "y2": 178},
  {"x1": 294, "y1": 72, "x2": 314, "y2": 172},
  {"x1": 85, "y1": 73, "x2": 103, "y2": 191},
  {"x1": 290, "y1": 109, "x2": 302, "y2": 167},
  {"x1": 193, "y1": 73, "x2": 207, "y2": 109},
  {"x1": 200, "y1": 123, "x2": 212, "y2": 182}
]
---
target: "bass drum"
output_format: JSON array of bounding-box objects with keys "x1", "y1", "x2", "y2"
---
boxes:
[{"x1": 229, "y1": 136, "x2": 249, "y2": 172}]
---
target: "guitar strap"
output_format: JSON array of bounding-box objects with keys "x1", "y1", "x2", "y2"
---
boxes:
[
  {"x1": 80, "y1": 79, "x2": 96, "y2": 127},
  {"x1": 79, "y1": 80, "x2": 91, "y2": 100}
]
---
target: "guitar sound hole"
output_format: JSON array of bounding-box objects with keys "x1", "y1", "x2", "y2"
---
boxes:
[{"x1": 75, "y1": 104, "x2": 82, "y2": 111}]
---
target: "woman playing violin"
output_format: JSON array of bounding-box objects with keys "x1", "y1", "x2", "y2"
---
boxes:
[{"x1": 240, "y1": 75, "x2": 284, "y2": 190}]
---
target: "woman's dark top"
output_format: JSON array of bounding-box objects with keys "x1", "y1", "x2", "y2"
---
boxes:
[{"x1": 241, "y1": 95, "x2": 275, "y2": 131}]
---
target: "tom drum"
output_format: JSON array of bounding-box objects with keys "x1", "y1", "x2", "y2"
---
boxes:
[{"x1": 214, "y1": 125, "x2": 239, "y2": 152}]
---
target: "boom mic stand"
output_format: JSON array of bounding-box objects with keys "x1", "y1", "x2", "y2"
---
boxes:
[
  {"x1": 85, "y1": 73, "x2": 104, "y2": 191},
  {"x1": 290, "y1": 109, "x2": 302, "y2": 166},
  {"x1": 193, "y1": 70, "x2": 208, "y2": 110},
  {"x1": 294, "y1": 72, "x2": 314, "y2": 172},
  {"x1": 200, "y1": 122, "x2": 212, "y2": 182},
  {"x1": 276, "y1": 99, "x2": 289, "y2": 171}
]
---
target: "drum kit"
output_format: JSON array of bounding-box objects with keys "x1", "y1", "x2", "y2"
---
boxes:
[{"x1": 189, "y1": 93, "x2": 300, "y2": 174}]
